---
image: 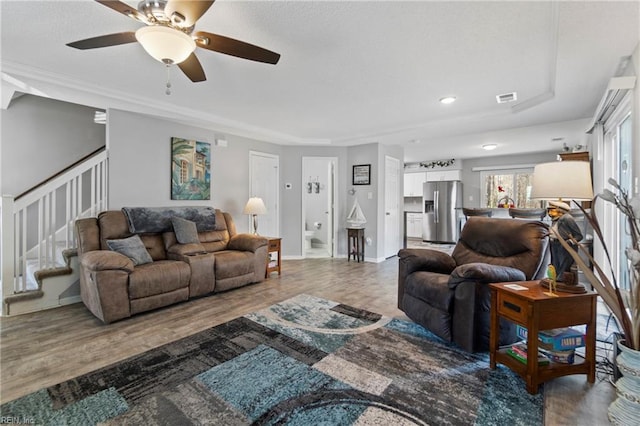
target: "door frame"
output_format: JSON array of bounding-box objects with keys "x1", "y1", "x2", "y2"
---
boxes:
[{"x1": 301, "y1": 157, "x2": 338, "y2": 258}]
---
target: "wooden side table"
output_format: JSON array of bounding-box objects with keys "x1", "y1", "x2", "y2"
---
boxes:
[
  {"x1": 489, "y1": 281, "x2": 597, "y2": 394},
  {"x1": 265, "y1": 237, "x2": 281, "y2": 277},
  {"x1": 347, "y1": 228, "x2": 364, "y2": 262}
]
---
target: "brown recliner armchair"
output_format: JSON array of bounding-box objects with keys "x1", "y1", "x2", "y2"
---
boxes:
[{"x1": 398, "y1": 217, "x2": 549, "y2": 352}]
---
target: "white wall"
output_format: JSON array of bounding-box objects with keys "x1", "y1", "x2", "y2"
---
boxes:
[
  {"x1": 1, "y1": 95, "x2": 105, "y2": 196},
  {"x1": 461, "y1": 151, "x2": 559, "y2": 208}
]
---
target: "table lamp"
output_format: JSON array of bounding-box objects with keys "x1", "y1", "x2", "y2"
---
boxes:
[
  {"x1": 243, "y1": 197, "x2": 267, "y2": 235},
  {"x1": 531, "y1": 160, "x2": 594, "y2": 293}
]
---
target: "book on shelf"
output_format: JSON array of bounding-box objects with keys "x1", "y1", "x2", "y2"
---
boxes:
[
  {"x1": 515, "y1": 325, "x2": 585, "y2": 350},
  {"x1": 506, "y1": 343, "x2": 550, "y2": 365},
  {"x1": 538, "y1": 347, "x2": 576, "y2": 364}
]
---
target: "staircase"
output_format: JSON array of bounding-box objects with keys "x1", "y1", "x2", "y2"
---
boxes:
[{"x1": 1, "y1": 149, "x2": 108, "y2": 316}]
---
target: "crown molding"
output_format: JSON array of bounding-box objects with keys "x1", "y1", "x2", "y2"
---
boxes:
[{"x1": 1, "y1": 61, "x2": 331, "y2": 146}]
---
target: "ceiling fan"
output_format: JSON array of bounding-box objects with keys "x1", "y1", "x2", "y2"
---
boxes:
[{"x1": 66, "y1": 0, "x2": 280, "y2": 84}]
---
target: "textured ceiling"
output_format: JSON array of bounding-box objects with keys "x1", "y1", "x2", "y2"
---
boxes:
[{"x1": 1, "y1": 1, "x2": 638, "y2": 162}]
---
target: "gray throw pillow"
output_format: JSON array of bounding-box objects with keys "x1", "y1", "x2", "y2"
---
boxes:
[
  {"x1": 106, "y1": 235, "x2": 153, "y2": 265},
  {"x1": 172, "y1": 216, "x2": 200, "y2": 244}
]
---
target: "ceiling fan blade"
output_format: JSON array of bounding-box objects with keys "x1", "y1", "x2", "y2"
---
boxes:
[
  {"x1": 165, "y1": 0, "x2": 215, "y2": 28},
  {"x1": 95, "y1": 0, "x2": 147, "y2": 23},
  {"x1": 66, "y1": 32, "x2": 137, "y2": 50},
  {"x1": 195, "y1": 31, "x2": 280, "y2": 64},
  {"x1": 178, "y1": 53, "x2": 207, "y2": 82}
]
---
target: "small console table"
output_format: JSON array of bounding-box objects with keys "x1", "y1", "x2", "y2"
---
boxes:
[
  {"x1": 265, "y1": 237, "x2": 282, "y2": 277},
  {"x1": 489, "y1": 281, "x2": 596, "y2": 394},
  {"x1": 347, "y1": 228, "x2": 365, "y2": 262}
]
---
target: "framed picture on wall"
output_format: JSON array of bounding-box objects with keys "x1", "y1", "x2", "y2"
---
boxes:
[
  {"x1": 352, "y1": 164, "x2": 371, "y2": 185},
  {"x1": 171, "y1": 137, "x2": 211, "y2": 200}
]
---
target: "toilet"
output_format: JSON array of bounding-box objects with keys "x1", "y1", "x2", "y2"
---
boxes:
[
  {"x1": 305, "y1": 230, "x2": 314, "y2": 250},
  {"x1": 305, "y1": 222, "x2": 321, "y2": 250}
]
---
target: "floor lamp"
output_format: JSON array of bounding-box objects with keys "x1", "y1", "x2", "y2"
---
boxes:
[{"x1": 243, "y1": 197, "x2": 267, "y2": 235}]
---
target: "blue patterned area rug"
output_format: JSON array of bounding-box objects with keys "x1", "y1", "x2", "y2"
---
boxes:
[{"x1": 1, "y1": 294, "x2": 543, "y2": 425}]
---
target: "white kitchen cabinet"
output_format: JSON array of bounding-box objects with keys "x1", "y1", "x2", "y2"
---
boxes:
[
  {"x1": 425, "y1": 170, "x2": 461, "y2": 182},
  {"x1": 403, "y1": 172, "x2": 426, "y2": 197},
  {"x1": 406, "y1": 212, "x2": 423, "y2": 238}
]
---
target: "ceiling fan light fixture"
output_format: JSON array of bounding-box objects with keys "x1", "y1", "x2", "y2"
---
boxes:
[
  {"x1": 135, "y1": 25, "x2": 195, "y2": 65},
  {"x1": 482, "y1": 143, "x2": 498, "y2": 151},
  {"x1": 439, "y1": 96, "x2": 457, "y2": 104}
]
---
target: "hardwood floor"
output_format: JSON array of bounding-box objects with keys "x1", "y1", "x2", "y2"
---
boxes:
[{"x1": 0, "y1": 257, "x2": 614, "y2": 424}]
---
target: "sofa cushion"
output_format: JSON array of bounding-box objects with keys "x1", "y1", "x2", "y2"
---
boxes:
[
  {"x1": 128, "y1": 260, "x2": 190, "y2": 299},
  {"x1": 106, "y1": 235, "x2": 153, "y2": 265},
  {"x1": 139, "y1": 234, "x2": 167, "y2": 261},
  {"x1": 214, "y1": 250, "x2": 254, "y2": 279},
  {"x1": 171, "y1": 216, "x2": 200, "y2": 244},
  {"x1": 98, "y1": 211, "x2": 131, "y2": 250}
]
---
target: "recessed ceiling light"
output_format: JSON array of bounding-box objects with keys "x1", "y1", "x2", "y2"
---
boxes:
[
  {"x1": 409, "y1": 139, "x2": 421, "y2": 144},
  {"x1": 482, "y1": 144, "x2": 498, "y2": 151},
  {"x1": 439, "y1": 96, "x2": 456, "y2": 104}
]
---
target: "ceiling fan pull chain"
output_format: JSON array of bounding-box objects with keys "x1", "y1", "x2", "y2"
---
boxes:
[{"x1": 165, "y1": 64, "x2": 172, "y2": 96}]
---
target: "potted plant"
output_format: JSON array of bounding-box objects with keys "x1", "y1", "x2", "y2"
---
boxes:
[{"x1": 552, "y1": 178, "x2": 639, "y2": 424}]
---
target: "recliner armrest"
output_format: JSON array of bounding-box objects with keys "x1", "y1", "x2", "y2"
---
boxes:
[
  {"x1": 228, "y1": 234, "x2": 268, "y2": 252},
  {"x1": 397, "y1": 248, "x2": 457, "y2": 310},
  {"x1": 81, "y1": 250, "x2": 134, "y2": 273},
  {"x1": 398, "y1": 248, "x2": 456, "y2": 275},
  {"x1": 448, "y1": 262, "x2": 526, "y2": 289}
]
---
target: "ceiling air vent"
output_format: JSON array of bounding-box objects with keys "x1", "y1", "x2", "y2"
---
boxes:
[
  {"x1": 496, "y1": 92, "x2": 517, "y2": 104},
  {"x1": 94, "y1": 111, "x2": 106, "y2": 124}
]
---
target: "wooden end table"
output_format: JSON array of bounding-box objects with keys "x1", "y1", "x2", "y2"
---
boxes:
[
  {"x1": 265, "y1": 237, "x2": 281, "y2": 277},
  {"x1": 489, "y1": 281, "x2": 597, "y2": 394},
  {"x1": 347, "y1": 227, "x2": 365, "y2": 262}
]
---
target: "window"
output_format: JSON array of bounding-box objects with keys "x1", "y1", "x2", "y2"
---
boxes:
[
  {"x1": 602, "y1": 93, "x2": 632, "y2": 291},
  {"x1": 180, "y1": 160, "x2": 188, "y2": 184},
  {"x1": 480, "y1": 168, "x2": 542, "y2": 208}
]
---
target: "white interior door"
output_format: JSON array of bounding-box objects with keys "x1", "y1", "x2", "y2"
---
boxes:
[
  {"x1": 249, "y1": 151, "x2": 279, "y2": 237},
  {"x1": 384, "y1": 156, "x2": 401, "y2": 258}
]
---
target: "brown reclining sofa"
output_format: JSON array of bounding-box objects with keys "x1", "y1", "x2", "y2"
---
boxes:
[{"x1": 75, "y1": 207, "x2": 268, "y2": 323}]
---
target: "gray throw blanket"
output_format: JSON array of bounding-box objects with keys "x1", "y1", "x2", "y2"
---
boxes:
[{"x1": 122, "y1": 207, "x2": 216, "y2": 234}]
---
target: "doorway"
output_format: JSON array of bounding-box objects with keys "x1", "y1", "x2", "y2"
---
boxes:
[
  {"x1": 302, "y1": 157, "x2": 337, "y2": 258},
  {"x1": 249, "y1": 151, "x2": 279, "y2": 237}
]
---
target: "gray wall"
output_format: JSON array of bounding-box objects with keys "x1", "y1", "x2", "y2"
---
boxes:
[
  {"x1": 108, "y1": 110, "x2": 403, "y2": 260},
  {"x1": 346, "y1": 144, "x2": 379, "y2": 258},
  {"x1": 1, "y1": 95, "x2": 105, "y2": 196},
  {"x1": 280, "y1": 145, "x2": 349, "y2": 257},
  {"x1": 461, "y1": 151, "x2": 559, "y2": 208},
  {"x1": 107, "y1": 109, "x2": 283, "y2": 236}
]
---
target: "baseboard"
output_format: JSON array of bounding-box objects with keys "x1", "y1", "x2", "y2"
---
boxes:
[
  {"x1": 60, "y1": 295, "x2": 82, "y2": 306},
  {"x1": 282, "y1": 255, "x2": 304, "y2": 260}
]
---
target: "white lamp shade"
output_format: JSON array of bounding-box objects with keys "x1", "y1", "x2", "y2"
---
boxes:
[
  {"x1": 243, "y1": 197, "x2": 267, "y2": 215},
  {"x1": 530, "y1": 161, "x2": 594, "y2": 201},
  {"x1": 135, "y1": 25, "x2": 196, "y2": 64}
]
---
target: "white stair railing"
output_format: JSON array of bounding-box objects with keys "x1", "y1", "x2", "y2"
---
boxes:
[{"x1": 1, "y1": 150, "x2": 108, "y2": 310}]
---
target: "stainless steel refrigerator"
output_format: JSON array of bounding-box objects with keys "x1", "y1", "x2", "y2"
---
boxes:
[{"x1": 423, "y1": 181, "x2": 463, "y2": 243}]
